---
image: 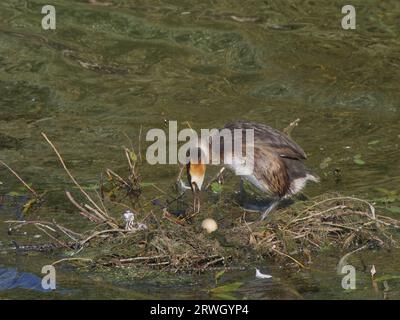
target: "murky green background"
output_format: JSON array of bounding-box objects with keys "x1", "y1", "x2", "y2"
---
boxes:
[{"x1": 1, "y1": 0, "x2": 400, "y2": 299}]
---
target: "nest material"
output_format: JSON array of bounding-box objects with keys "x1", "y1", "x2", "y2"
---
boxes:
[
  {"x1": 95, "y1": 223, "x2": 228, "y2": 272},
  {"x1": 121, "y1": 195, "x2": 400, "y2": 271},
  {"x1": 225, "y1": 195, "x2": 400, "y2": 267},
  {"x1": 115, "y1": 197, "x2": 393, "y2": 270},
  {"x1": 4, "y1": 134, "x2": 400, "y2": 273},
  {"x1": 7, "y1": 195, "x2": 400, "y2": 272}
]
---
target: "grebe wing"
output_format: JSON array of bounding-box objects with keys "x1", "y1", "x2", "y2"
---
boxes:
[
  {"x1": 252, "y1": 146, "x2": 290, "y2": 198},
  {"x1": 224, "y1": 120, "x2": 307, "y2": 160}
]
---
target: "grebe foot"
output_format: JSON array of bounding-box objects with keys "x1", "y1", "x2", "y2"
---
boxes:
[
  {"x1": 260, "y1": 200, "x2": 279, "y2": 221},
  {"x1": 295, "y1": 193, "x2": 308, "y2": 201}
]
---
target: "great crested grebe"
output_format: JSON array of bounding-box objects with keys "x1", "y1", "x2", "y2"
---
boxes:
[{"x1": 187, "y1": 120, "x2": 319, "y2": 220}]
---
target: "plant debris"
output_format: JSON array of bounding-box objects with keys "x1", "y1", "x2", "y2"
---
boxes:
[{"x1": 3, "y1": 133, "x2": 400, "y2": 275}]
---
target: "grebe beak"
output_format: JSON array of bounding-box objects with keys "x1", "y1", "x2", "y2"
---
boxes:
[{"x1": 192, "y1": 182, "x2": 201, "y2": 213}]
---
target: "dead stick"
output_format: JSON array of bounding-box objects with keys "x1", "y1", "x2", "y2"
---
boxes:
[
  {"x1": 0, "y1": 160, "x2": 38, "y2": 197},
  {"x1": 66, "y1": 191, "x2": 102, "y2": 222},
  {"x1": 270, "y1": 247, "x2": 307, "y2": 269},
  {"x1": 52, "y1": 257, "x2": 93, "y2": 266},
  {"x1": 283, "y1": 118, "x2": 300, "y2": 137},
  {"x1": 80, "y1": 228, "x2": 128, "y2": 246},
  {"x1": 41, "y1": 133, "x2": 116, "y2": 228},
  {"x1": 35, "y1": 225, "x2": 71, "y2": 250}
]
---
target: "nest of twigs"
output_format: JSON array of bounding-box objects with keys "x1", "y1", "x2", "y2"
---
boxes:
[
  {"x1": 6, "y1": 194, "x2": 400, "y2": 272},
  {"x1": 3, "y1": 133, "x2": 400, "y2": 273},
  {"x1": 91, "y1": 221, "x2": 228, "y2": 272},
  {"x1": 225, "y1": 195, "x2": 400, "y2": 268}
]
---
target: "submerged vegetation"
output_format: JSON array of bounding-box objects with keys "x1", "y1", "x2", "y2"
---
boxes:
[{"x1": 2, "y1": 131, "x2": 400, "y2": 275}]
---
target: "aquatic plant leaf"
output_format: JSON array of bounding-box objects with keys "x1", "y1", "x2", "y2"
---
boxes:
[
  {"x1": 210, "y1": 281, "x2": 242, "y2": 294},
  {"x1": 129, "y1": 150, "x2": 137, "y2": 163},
  {"x1": 372, "y1": 196, "x2": 398, "y2": 204},
  {"x1": 374, "y1": 275, "x2": 400, "y2": 282},
  {"x1": 22, "y1": 198, "x2": 38, "y2": 215},
  {"x1": 141, "y1": 182, "x2": 155, "y2": 187},
  {"x1": 387, "y1": 206, "x2": 400, "y2": 214},
  {"x1": 214, "y1": 270, "x2": 225, "y2": 284},
  {"x1": 211, "y1": 181, "x2": 222, "y2": 193},
  {"x1": 7, "y1": 191, "x2": 21, "y2": 196},
  {"x1": 73, "y1": 184, "x2": 99, "y2": 191},
  {"x1": 368, "y1": 140, "x2": 380, "y2": 145},
  {"x1": 212, "y1": 293, "x2": 237, "y2": 300},
  {"x1": 353, "y1": 154, "x2": 365, "y2": 165},
  {"x1": 375, "y1": 187, "x2": 397, "y2": 196}
]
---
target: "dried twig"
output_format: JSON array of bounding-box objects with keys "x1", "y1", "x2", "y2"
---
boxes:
[
  {"x1": 205, "y1": 167, "x2": 226, "y2": 190},
  {"x1": 0, "y1": 160, "x2": 39, "y2": 197},
  {"x1": 41, "y1": 133, "x2": 118, "y2": 229},
  {"x1": 283, "y1": 118, "x2": 300, "y2": 137},
  {"x1": 80, "y1": 228, "x2": 128, "y2": 246},
  {"x1": 52, "y1": 257, "x2": 93, "y2": 266}
]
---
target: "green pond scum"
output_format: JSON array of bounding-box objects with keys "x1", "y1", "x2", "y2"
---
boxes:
[{"x1": 0, "y1": 0, "x2": 400, "y2": 302}]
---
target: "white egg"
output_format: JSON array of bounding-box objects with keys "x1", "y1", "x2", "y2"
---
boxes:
[{"x1": 201, "y1": 218, "x2": 218, "y2": 233}]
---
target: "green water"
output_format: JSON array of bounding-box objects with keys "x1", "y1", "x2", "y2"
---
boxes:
[{"x1": 1, "y1": 0, "x2": 400, "y2": 299}]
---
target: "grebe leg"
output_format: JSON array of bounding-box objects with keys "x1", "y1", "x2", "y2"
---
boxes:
[
  {"x1": 239, "y1": 178, "x2": 246, "y2": 202},
  {"x1": 295, "y1": 193, "x2": 308, "y2": 201},
  {"x1": 260, "y1": 199, "x2": 280, "y2": 221},
  {"x1": 239, "y1": 178, "x2": 245, "y2": 193}
]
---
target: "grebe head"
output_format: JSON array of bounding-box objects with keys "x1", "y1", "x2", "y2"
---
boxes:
[
  {"x1": 187, "y1": 162, "x2": 206, "y2": 191},
  {"x1": 186, "y1": 146, "x2": 207, "y2": 191}
]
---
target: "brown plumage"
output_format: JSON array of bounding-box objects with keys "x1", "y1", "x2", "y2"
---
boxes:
[{"x1": 187, "y1": 120, "x2": 319, "y2": 219}]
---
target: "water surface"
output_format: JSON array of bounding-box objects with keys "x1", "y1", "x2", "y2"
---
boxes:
[{"x1": 1, "y1": 0, "x2": 400, "y2": 299}]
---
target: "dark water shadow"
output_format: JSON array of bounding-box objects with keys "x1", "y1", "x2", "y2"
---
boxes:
[
  {"x1": 0, "y1": 194, "x2": 29, "y2": 220},
  {"x1": 0, "y1": 268, "x2": 50, "y2": 292}
]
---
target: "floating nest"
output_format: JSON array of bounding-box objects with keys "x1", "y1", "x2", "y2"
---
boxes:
[
  {"x1": 225, "y1": 195, "x2": 400, "y2": 268},
  {"x1": 6, "y1": 193, "x2": 400, "y2": 272},
  {"x1": 3, "y1": 134, "x2": 400, "y2": 273},
  {"x1": 96, "y1": 195, "x2": 400, "y2": 271}
]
